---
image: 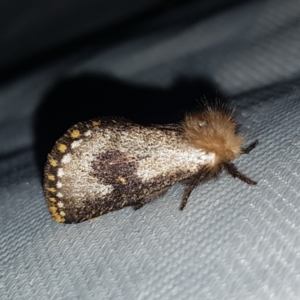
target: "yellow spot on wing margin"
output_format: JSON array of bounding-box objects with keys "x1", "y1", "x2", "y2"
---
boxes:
[
  {"x1": 92, "y1": 121, "x2": 100, "y2": 126},
  {"x1": 47, "y1": 187, "x2": 56, "y2": 193},
  {"x1": 49, "y1": 206, "x2": 57, "y2": 213},
  {"x1": 47, "y1": 174, "x2": 55, "y2": 181},
  {"x1": 49, "y1": 158, "x2": 58, "y2": 167},
  {"x1": 70, "y1": 129, "x2": 81, "y2": 138},
  {"x1": 58, "y1": 144, "x2": 67, "y2": 152},
  {"x1": 49, "y1": 206, "x2": 65, "y2": 223}
]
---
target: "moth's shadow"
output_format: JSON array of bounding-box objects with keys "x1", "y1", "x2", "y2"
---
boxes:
[{"x1": 34, "y1": 73, "x2": 222, "y2": 178}]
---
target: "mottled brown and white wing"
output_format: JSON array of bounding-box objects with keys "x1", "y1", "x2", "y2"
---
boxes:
[{"x1": 44, "y1": 119, "x2": 214, "y2": 223}]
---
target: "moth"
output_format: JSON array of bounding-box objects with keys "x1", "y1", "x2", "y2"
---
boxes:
[{"x1": 44, "y1": 104, "x2": 257, "y2": 223}]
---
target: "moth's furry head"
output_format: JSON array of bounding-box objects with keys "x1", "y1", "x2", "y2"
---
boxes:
[{"x1": 183, "y1": 105, "x2": 244, "y2": 167}]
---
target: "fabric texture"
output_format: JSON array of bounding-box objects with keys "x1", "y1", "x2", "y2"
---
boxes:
[{"x1": 1, "y1": 0, "x2": 300, "y2": 299}]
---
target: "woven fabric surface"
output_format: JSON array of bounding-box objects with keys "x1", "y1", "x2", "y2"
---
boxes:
[{"x1": 1, "y1": 0, "x2": 300, "y2": 299}]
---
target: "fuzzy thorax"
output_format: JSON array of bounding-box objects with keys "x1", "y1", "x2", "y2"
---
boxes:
[{"x1": 183, "y1": 108, "x2": 244, "y2": 167}]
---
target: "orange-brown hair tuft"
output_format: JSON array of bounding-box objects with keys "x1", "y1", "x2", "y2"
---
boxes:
[{"x1": 183, "y1": 105, "x2": 244, "y2": 167}]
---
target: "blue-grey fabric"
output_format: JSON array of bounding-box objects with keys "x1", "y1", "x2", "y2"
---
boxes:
[{"x1": 1, "y1": 0, "x2": 300, "y2": 299}]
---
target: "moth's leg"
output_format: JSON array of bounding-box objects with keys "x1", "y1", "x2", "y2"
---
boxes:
[
  {"x1": 133, "y1": 188, "x2": 169, "y2": 210},
  {"x1": 241, "y1": 140, "x2": 258, "y2": 154},
  {"x1": 180, "y1": 169, "x2": 212, "y2": 210},
  {"x1": 223, "y1": 162, "x2": 257, "y2": 185},
  {"x1": 180, "y1": 184, "x2": 196, "y2": 210}
]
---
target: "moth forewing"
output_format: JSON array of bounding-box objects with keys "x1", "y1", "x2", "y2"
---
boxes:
[
  {"x1": 44, "y1": 105, "x2": 257, "y2": 224},
  {"x1": 44, "y1": 119, "x2": 214, "y2": 223}
]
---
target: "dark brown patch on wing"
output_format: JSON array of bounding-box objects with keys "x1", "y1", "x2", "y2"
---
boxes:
[
  {"x1": 90, "y1": 149, "x2": 146, "y2": 208},
  {"x1": 62, "y1": 148, "x2": 189, "y2": 222},
  {"x1": 91, "y1": 150, "x2": 139, "y2": 185}
]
